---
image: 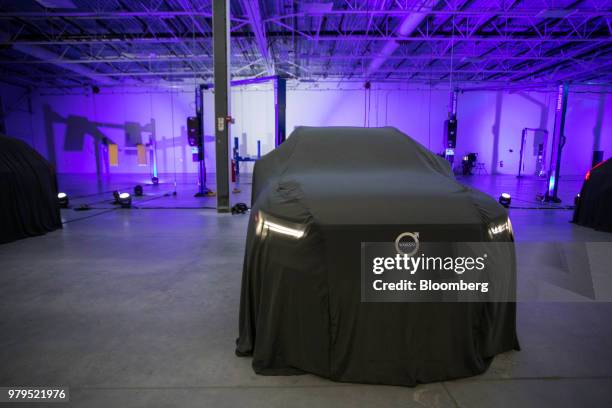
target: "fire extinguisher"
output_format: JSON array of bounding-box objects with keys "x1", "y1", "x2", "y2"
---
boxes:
[{"x1": 231, "y1": 159, "x2": 236, "y2": 182}]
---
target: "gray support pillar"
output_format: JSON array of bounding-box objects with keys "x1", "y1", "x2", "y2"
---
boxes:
[
  {"x1": 213, "y1": 0, "x2": 231, "y2": 212},
  {"x1": 544, "y1": 82, "x2": 569, "y2": 203},
  {"x1": 275, "y1": 77, "x2": 286, "y2": 146}
]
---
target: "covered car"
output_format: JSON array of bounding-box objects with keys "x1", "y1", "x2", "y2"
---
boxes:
[
  {"x1": 573, "y1": 158, "x2": 612, "y2": 232},
  {"x1": 236, "y1": 126, "x2": 519, "y2": 386},
  {"x1": 0, "y1": 134, "x2": 62, "y2": 244}
]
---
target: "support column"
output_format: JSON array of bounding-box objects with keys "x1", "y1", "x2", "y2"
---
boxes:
[
  {"x1": 544, "y1": 83, "x2": 569, "y2": 203},
  {"x1": 213, "y1": 0, "x2": 231, "y2": 212},
  {"x1": 275, "y1": 77, "x2": 286, "y2": 146},
  {"x1": 194, "y1": 85, "x2": 212, "y2": 196}
]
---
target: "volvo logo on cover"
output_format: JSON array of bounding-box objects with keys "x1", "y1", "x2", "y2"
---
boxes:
[{"x1": 394, "y1": 232, "x2": 420, "y2": 256}]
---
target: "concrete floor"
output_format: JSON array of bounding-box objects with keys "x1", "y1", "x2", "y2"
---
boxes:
[{"x1": 1, "y1": 174, "x2": 612, "y2": 407}]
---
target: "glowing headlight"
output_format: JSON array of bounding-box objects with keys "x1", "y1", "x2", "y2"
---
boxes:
[
  {"x1": 256, "y1": 211, "x2": 305, "y2": 239},
  {"x1": 488, "y1": 218, "x2": 513, "y2": 238},
  {"x1": 263, "y1": 220, "x2": 305, "y2": 238}
]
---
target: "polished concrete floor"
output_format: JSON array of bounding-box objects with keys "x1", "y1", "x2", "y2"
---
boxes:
[{"x1": 1, "y1": 174, "x2": 612, "y2": 407}]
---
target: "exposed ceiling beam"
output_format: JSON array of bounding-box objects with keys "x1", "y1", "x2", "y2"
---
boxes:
[
  {"x1": 2, "y1": 34, "x2": 116, "y2": 85},
  {"x1": 239, "y1": 0, "x2": 273, "y2": 75},
  {"x1": 508, "y1": 42, "x2": 609, "y2": 82},
  {"x1": 6, "y1": 32, "x2": 609, "y2": 46},
  {"x1": 0, "y1": 10, "x2": 610, "y2": 19},
  {"x1": 3, "y1": 53, "x2": 605, "y2": 65},
  {"x1": 0, "y1": 67, "x2": 534, "y2": 79},
  {"x1": 366, "y1": 0, "x2": 437, "y2": 77},
  {"x1": 0, "y1": 11, "x2": 240, "y2": 20},
  {"x1": 0, "y1": 2, "x2": 609, "y2": 86}
]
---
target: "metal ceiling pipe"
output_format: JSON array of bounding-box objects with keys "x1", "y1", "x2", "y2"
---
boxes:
[
  {"x1": 6, "y1": 38, "x2": 116, "y2": 85},
  {"x1": 365, "y1": 0, "x2": 437, "y2": 77},
  {"x1": 239, "y1": 0, "x2": 273, "y2": 75}
]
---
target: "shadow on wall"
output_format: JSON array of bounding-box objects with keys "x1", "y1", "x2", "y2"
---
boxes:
[
  {"x1": 593, "y1": 91, "x2": 606, "y2": 156},
  {"x1": 42, "y1": 104, "x2": 186, "y2": 175},
  {"x1": 519, "y1": 93, "x2": 550, "y2": 132}
]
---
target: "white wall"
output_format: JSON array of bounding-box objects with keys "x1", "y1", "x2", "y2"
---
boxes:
[
  {"x1": 461, "y1": 89, "x2": 612, "y2": 176},
  {"x1": 562, "y1": 90, "x2": 612, "y2": 176},
  {"x1": 285, "y1": 85, "x2": 611, "y2": 176},
  {"x1": 2, "y1": 82, "x2": 610, "y2": 176},
  {"x1": 286, "y1": 87, "x2": 449, "y2": 152},
  {"x1": 202, "y1": 83, "x2": 276, "y2": 174}
]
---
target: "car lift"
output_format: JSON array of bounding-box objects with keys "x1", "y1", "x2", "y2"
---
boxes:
[
  {"x1": 232, "y1": 136, "x2": 261, "y2": 193},
  {"x1": 518, "y1": 128, "x2": 548, "y2": 178},
  {"x1": 194, "y1": 75, "x2": 286, "y2": 200}
]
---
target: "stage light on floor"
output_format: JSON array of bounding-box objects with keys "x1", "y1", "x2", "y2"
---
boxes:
[
  {"x1": 118, "y1": 192, "x2": 132, "y2": 208},
  {"x1": 134, "y1": 185, "x2": 143, "y2": 196},
  {"x1": 498, "y1": 193, "x2": 511, "y2": 208},
  {"x1": 57, "y1": 192, "x2": 69, "y2": 208},
  {"x1": 151, "y1": 176, "x2": 159, "y2": 185}
]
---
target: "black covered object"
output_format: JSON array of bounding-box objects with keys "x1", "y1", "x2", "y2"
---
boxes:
[
  {"x1": 0, "y1": 135, "x2": 62, "y2": 244},
  {"x1": 573, "y1": 158, "x2": 612, "y2": 232},
  {"x1": 237, "y1": 127, "x2": 519, "y2": 386}
]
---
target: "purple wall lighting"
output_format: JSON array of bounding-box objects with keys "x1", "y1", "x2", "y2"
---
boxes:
[{"x1": 1, "y1": 82, "x2": 608, "y2": 179}]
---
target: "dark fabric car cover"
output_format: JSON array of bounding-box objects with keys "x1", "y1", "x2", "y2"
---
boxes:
[
  {"x1": 236, "y1": 126, "x2": 519, "y2": 386},
  {"x1": 0, "y1": 134, "x2": 62, "y2": 244},
  {"x1": 573, "y1": 158, "x2": 612, "y2": 232}
]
